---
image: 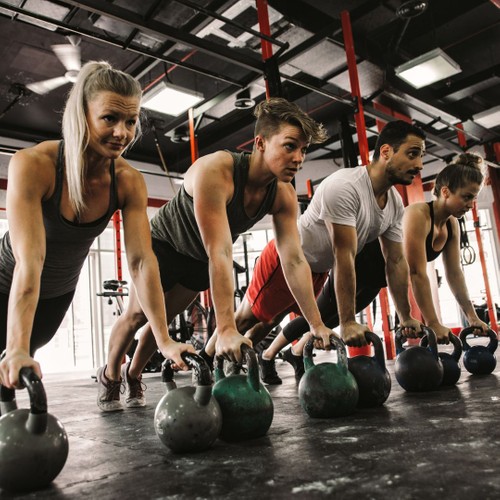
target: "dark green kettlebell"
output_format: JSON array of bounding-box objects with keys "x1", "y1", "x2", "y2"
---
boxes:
[
  {"x1": 348, "y1": 331, "x2": 391, "y2": 407},
  {"x1": 460, "y1": 327, "x2": 498, "y2": 375},
  {"x1": 212, "y1": 345, "x2": 274, "y2": 441},
  {"x1": 154, "y1": 353, "x2": 222, "y2": 453},
  {"x1": 0, "y1": 367, "x2": 69, "y2": 492},
  {"x1": 298, "y1": 335, "x2": 359, "y2": 418},
  {"x1": 395, "y1": 326, "x2": 443, "y2": 392},
  {"x1": 420, "y1": 332, "x2": 462, "y2": 386}
]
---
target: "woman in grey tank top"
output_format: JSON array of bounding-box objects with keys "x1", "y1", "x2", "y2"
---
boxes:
[{"x1": 0, "y1": 61, "x2": 193, "y2": 392}]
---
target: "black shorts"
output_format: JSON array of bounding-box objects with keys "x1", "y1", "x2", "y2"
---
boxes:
[
  {"x1": 0, "y1": 290, "x2": 75, "y2": 354},
  {"x1": 152, "y1": 238, "x2": 210, "y2": 292}
]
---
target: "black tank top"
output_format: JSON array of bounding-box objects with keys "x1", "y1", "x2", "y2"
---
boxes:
[
  {"x1": 0, "y1": 141, "x2": 119, "y2": 298},
  {"x1": 425, "y1": 201, "x2": 453, "y2": 262},
  {"x1": 150, "y1": 151, "x2": 278, "y2": 262}
]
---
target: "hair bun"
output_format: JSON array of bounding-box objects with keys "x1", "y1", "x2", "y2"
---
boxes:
[{"x1": 454, "y1": 152, "x2": 483, "y2": 170}]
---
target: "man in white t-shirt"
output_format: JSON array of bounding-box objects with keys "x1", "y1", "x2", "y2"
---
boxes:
[{"x1": 202, "y1": 120, "x2": 427, "y2": 384}]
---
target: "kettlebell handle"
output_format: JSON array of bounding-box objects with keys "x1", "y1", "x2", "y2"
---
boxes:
[
  {"x1": 459, "y1": 326, "x2": 498, "y2": 353},
  {"x1": 0, "y1": 367, "x2": 48, "y2": 434},
  {"x1": 241, "y1": 344, "x2": 260, "y2": 392},
  {"x1": 420, "y1": 331, "x2": 463, "y2": 361},
  {"x1": 395, "y1": 326, "x2": 437, "y2": 359},
  {"x1": 364, "y1": 331, "x2": 386, "y2": 370},
  {"x1": 181, "y1": 352, "x2": 212, "y2": 386},
  {"x1": 303, "y1": 334, "x2": 349, "y2": 373}
]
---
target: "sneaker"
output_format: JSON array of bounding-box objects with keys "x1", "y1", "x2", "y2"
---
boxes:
[
  {"x1": 258, "y1": 351, "x2": 282, "y2": 385},
  {"x1": 97, "y1": 366, "x2": 123, "y2": 412},
  {"x1": 121, "y1": 362, "x2": 146, "y2": 408},
  {"x1": 282, "y1": 348, "x2": 305, "y2": 382}
]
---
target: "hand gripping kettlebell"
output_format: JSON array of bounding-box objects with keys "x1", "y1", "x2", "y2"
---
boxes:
[
  {"x1": 420, "y1": 332, "x2": 463, "y2": 386},
  {"x1": 154, "y1": 352, "x2": 222, "y2": 453},
  {"x1": 459, "y1": 327, "x2": 498, "y2": 375},
  {"x1": 0, "y1": 367, "x2": 69, "y2": 492},
  {"x1": 212, "y1": 344, "x2": 274, "y2": 441},
  {"x1": 348, "y1": 331, "x2": 391, "y2": 407},
  {"x1": 298, "y1": 334, "x2": 359, "y2": 418},
  {"x1": 394, "y1": 326, "x2": 444, "y2": 392}
]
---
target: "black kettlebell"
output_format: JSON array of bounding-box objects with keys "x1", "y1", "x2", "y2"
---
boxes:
[
  {"x1": 0, "y1": 367, "x2": 69, "y2": 492},
  {"x1": 298, "y1": 335, "x2": 359, "y2": 418},
  {"x1": 348, "y1": 331, "x2": 391, "y2": 407},
  {"x1": 460, "y1": 327, "x2": 498, "y2": 375},
  {"x1": 394, "y1": 326, "x2": 443, "y2": 392},
  {"x1": 213, "y1": 344, "x2": 274, "y2": 441},
  {"x1": 154, "y1": 353, "x2": 222, "y2": 453},
  {"x1": 420, "y1": 332, "x2": 462, "y2": 386}
]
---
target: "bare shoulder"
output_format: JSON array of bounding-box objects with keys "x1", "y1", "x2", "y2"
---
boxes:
[
  {"x1": 9, "y1": 141, "x2": 59, "y2": 189},
  {"x1": 11, "y1": 141, "x2": 58, "y2": 169},
  {"x1": 404, "y1": 201, "x2": 429, "y2": 220},
  {"x1": 185, "y1": 150, "x2": 234, "y2": 192}
]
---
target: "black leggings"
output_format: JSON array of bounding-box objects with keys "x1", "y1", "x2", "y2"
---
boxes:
[
  {"x1": 283, "y1": 239, "x2": 387, "y2": 343},
  {"x1": 0, "y1": 290, "x2": 75, "y2": 354}
]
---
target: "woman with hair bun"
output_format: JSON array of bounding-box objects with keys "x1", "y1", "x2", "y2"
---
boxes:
[
  {"x1": 0, "y1": 61, "x2": 194, "y2": 393},
  {"x1": 403, "y1": 153, "x2": 489, "y2": 343}
]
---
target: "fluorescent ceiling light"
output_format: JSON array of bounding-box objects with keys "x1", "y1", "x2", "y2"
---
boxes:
[
  {"x1": 395, "y1": 48, "x2": 461, "y2": 89},
  {"x1": 473, "y1": 105, "x2": 500, "y2": 129},
  {"x1": 142, "y1": 81, "x2": 203, "y2": 116}
]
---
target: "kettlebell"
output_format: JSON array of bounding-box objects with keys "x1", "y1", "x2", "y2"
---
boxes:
[
  {"x1": 460, "y1": 326, "x2": 498, "y2": 375},
  {"x1": 212, "y1": 344, "x2": 274, "y2": 441},
  {"x1": 298, "y1": 335, "x2": 359, "y2": 418},
  {"x1": 394, "y1": 326, "x2": 443, "y2": 392},
  {"x1": 348, "y1": 331, "x2": 391, "y2": 407},
  {"x1": 420, "y1": 332, "x2": 462, "y2": 386},
  {"x1": 154, "y1": 352, "x2": 222, "y2": 453},
  {"x1": 0, "y1": 367, "x2": 69, "y2": 492}
]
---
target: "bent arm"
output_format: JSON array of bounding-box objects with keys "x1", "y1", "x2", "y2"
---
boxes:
[
  {"x1": 273, "y1": 184, "x2": 334, "y2": 347},
  {"x1": 192, "y1": 153, "x2": 251, "y2": 360},
  {"x1": 120, "y1": 167, "x2": 193, "y2": 366},
  {"x1": 403, "y1": 205, "x2": 441, "y2": 326},
  {"x1": 442, "y1": 218, "x2": 487, "y2": 330},
  {"x1": 381, "y1": 235, "x2": 421, "y2": 336},
  {"x1": 1, "y1": 149, "x2": 51, "y2": 386}
]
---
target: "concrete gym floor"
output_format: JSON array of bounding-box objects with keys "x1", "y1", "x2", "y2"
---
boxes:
[{"x1": 2, "y1": 344, "x2": 500, "y2": 500}]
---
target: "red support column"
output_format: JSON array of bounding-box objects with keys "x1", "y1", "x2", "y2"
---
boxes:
[
  {"x1": 471, "y1": 204, "x2": 499, "y2": 333},
  {"x1": 339, "y1": 10, "x2": 371, "y2": 356},
  {"x1": 188, "y1": 107, "x2": 199, "y2": 163},
  {"x1": 256, "y1": 0, "x2": 273, "y2": 99},
  {"x1": 112, "y1": 210, "x2": 123, "y2": 281},
  {"x1": 341, "y1": 10, "x2": 369, "y2": 166}
]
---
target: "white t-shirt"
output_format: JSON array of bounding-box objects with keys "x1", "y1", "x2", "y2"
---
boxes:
[{"x1": 299, "y1": 167, "x2": 404, "y2": 273}]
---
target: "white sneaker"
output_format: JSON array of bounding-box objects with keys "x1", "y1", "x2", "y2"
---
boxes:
[{"x1": 121, "y1": 362, "x2": 146, "y2": 408}]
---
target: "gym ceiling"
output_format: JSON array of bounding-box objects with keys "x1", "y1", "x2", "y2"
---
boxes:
[{"x1": 0, "y1": 0, "x2": 499, "y2": 182}]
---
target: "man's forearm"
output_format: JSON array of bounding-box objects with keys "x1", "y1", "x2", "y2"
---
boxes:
[{"x1": 386, "y1": 259, "x2": 412, "y2": 321}]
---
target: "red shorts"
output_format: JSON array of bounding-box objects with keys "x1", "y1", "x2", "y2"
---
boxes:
[{"x1": 245, "y1": 239, "x2": 328, "y2": 323}]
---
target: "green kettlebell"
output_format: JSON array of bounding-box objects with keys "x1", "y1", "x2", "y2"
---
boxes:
[
  {"x1": 0, "y1": 367, "x2": 69, "y2": 492},
  {"x1": 212, "y1": 344, "x2": 274, "y2": 441},
  {"x1": 298, "y1": 335, "x2": 359, "y2": 418},
  {"x1": 154, "y1": 353, "x2": 222, "y2": 453}
]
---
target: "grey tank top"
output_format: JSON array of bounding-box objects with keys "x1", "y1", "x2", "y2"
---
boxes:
[
  {"x1": 150, "y1": 151, "x2": 278, "y2": 262},
  {"x1": 0, "y1": 141, "x2": 119, "y2": 298}
]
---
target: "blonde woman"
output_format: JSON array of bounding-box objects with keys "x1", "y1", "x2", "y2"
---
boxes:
[{"x1": 0, "y1": 61, "x2": 193, "y2": 397}]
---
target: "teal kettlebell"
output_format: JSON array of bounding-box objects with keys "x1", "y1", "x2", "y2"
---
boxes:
[
  {"x1": 213, "y1": 344, "x2": 274, "y2": 441},
  {"x1": 154, "y1": 353, "x2": 222, "y2": 453},
  {"x1": 298, "y1": 335, "x2": 359, "y2": 418},
  {"x1": 0, "y1": 367, "x2": 69, "y2": 492}
]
